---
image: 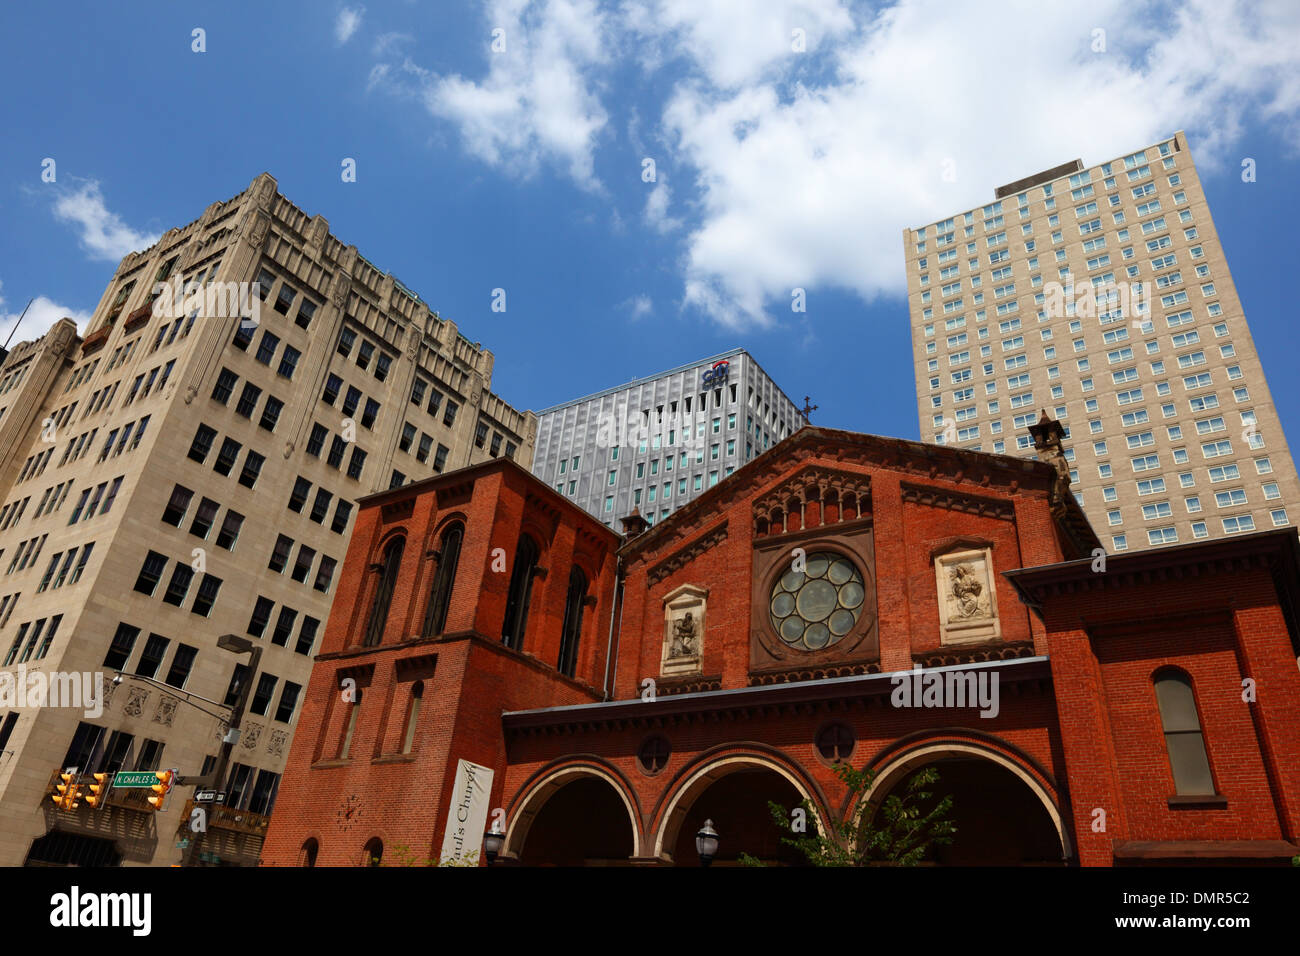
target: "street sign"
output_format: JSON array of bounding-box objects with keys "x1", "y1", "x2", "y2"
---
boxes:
[
  {"x1": 194, "y1": 790, "x2": 227, "y2": 804},
  {"x1": 113, "y1": 771, "x2": 160, "y2": 788}
]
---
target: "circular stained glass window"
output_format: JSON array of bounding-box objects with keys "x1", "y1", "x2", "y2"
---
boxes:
[{"x1": 769, "y1": 552, "x2": 865, "y2": 651}]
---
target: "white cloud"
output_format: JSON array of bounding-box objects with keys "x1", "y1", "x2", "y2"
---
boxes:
[
  {"x1": 336, "y1": 6, "x2": 365, "y2": 45},
  {"x1": 621, "y1": 294, "x2": 654, "y2": 320},
  {"x1": 51, "y1": 180, "x2": 159, "y2": 263},
  {"x1": 372, "y1": 31, "x2": 412, "y2": 56},
  {"x1": 657, "y1": 0, "x2": 1300, "y2": 328},
  {"x1": 643, "y1": 177, "x2": 681, "y2": 233},
  {"x1": 358, "y1": 0, "x2": 1300, "y2": 329},
  {"x1": 376, "y1": 0, "x2": 614, "y2": 190},
  {"x1": 0, "y1": 280, "x2": 94, "y2": 343},
  {"x1": 623, "y1": 0, "x2": 855, "y2": 88}
]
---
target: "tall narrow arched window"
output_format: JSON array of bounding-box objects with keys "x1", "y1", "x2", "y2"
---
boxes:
[
  {"x1": 501, "y1": 535, "x2": 539, "y2": 651},
  {"x1": 300, "y1": 839, "x2": 319, "y2": 867},
  {"x1": 362, "y1": 838, "x2": 383, "y2": 867},
  {"x1": 422, "y1": 523, "x2": 464, "y2": 639},
  {"x1": 557, "y1": 567, "x2": 587, "y2": 677},
  {"x1": 364, "y1": 538, "x2": 404, "y2": 647},
  {"x1": 1154, "y1": 670, "x2": 1216, "y2": 795},
  {"x1": 401, "y1": 680, "x2": 423, "y2": 754}
]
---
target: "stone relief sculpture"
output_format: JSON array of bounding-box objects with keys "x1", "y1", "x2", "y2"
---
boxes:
[
  {"x1": 662, "y1": 584, "x2": 708, "y2": 676},
  {"x1": 934, "y1": 548, "x2": 1001, "y2": 644},
  {"x1": 671, "y1": 612, "x2": 697, "y2": 658},
  {"x1": 947, "y1": 562, "x2": 991, "y2": 621}
]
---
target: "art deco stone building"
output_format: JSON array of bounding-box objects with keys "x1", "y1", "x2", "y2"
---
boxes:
[
  {"x1": 262, "y1": 417, "x2": 1300, "y2": 867},
  {"x1": 0, "y1": 173, "x2": 534, "y2": 866},
  {"x1": 905, "y1": 131, "x2": 1299, "y2": 553}
]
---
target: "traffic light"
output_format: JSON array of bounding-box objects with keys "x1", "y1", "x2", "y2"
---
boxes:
[
  {"x1": 85, "y1": 772, "x2": 112, "y2": 809},
  {"x1": 51, "y1": 772, "x2": 81, "y2": 810},
  {"x1": 147, "y1": 769, "x2": 175, "y2": 810}
]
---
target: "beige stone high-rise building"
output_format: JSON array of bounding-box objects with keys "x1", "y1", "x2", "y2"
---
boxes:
[
  {"x1": 904, "y1": 131, "x2": 1298, "y2": 552},
  {"x1": 0, "y1": 173, "x2": 535, "y2": 866}
]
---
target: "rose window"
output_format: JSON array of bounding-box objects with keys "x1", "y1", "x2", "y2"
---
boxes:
[{"x1": 768, "y1": 552, "x2": 865, "y2": 651}]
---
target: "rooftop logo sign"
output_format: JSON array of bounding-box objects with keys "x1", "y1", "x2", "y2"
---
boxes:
[{"x1": 701, "y1": 360, "x2": 730, "y2": 387}]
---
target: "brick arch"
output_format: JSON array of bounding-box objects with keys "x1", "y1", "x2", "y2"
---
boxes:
[
  {"x1": 854, "y1": 733, "x2": 1072, "y2": 860},
  {"x1": 650, "y1": 746, "x2": 829, "y2": 862},
  {"x1": 501, "y1": 759, "x2": 644, "y2": 861}
]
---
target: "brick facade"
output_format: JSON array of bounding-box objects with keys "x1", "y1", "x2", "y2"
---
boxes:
[{"x1": 261, "y1": 426, "x2": 1300, "y2": 866}]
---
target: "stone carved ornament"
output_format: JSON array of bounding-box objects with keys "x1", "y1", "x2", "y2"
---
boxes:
[
  {"x1": 946, "y1": 562, "x2": 991, "y2": 621},
  {"x1": 670, "y1": 612, "x2": 697, "y2": 658},
  {"x1": 934, "y1": 548, "x2": 1001, "y2": 644}
]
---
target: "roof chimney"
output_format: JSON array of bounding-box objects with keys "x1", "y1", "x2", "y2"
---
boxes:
[{"x1": 620, "y1": 506, "x2": 649, "y2": 539}]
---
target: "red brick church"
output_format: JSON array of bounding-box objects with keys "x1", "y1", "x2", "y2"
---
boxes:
[{"x1": 260, "y1": 418, "x2": 1300, "y2": 866}]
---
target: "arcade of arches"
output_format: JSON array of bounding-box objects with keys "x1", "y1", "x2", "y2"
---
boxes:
[{"x1": 506, "y1": 752, "x2": 1065, "y2": 866}]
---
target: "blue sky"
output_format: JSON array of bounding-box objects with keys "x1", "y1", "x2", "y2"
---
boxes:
[{"x1": 1, "y1": 0, "x2": 1299, "y2": 442}]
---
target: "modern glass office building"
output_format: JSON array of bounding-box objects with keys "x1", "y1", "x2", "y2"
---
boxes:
[{"x1": 532, "y1": 348, "x2": 805, "y2": 526}]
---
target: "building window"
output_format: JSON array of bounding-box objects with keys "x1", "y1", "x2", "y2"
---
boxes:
[
  {"x1": 239, "y1": 450, "x2": 266, "y2": 489},
  {"x1": 288, "y1": 476, "x2": 311, "y2": 513},
  {"x1": 161, "y1": 485, "x2": 193, "y2": 526},
  {"x1": 135, "y1": 634, "x2": 170, "y2": 680},
  {"x1": 278, "y1": 346, "x2": 301, "y2": 380},
  {"x1": 189, "y1": 498, "x2": 219, "y2": 539},
  {"x1": 423, "y1": 523, "x2": 463, "y2": 639},
  {"x1": 192, "y1": 574, "x2": 222, "y2": 616},
  {"x1": 164, "y1": 643, "x2": 198, "y2": 688},
  {"x1": 235, "y1": 383, "x2": 262, "y2": 419},
  {"x1": 188, "y1": 425, "x2": 216, "y2": 463},
  {"x1": 314, "y1": 556, "x2": 337, "y2": 593},
  {"x1": 162, "y1": 564, "x2": 194, "y2": 605},
  {"x1": 815, "y1": 723, "x2": 856, "y2": 762},
  {"x1": 295, "y1": 616, "x2": 320, "y2": 655},
  {"x1": 260, "y1": 396, "x2": 284, "y2": 431},
  {"x1": 255, "y1": 331, "x2": 280, "y2": 365},
  {"x1": 250, "y1": 674, "x2": 278, "y2": 717},
  {"x1": 558, "y1": 567, "x2": 587, "y2": 678},
  {"x1": 214, "y1": 437, "x2": 241, "y2": 476},
  {"x1": 102, "y1": 622, "x2": 140, "y2": 670},
  {"x1": 400, "y1": 680, "x2": 424, "y2": 754},
  {"x1": 364, "y1": 538, "x2": 404, "y2": 647},
  {"x1": 322, "y1": 374, "x2": 342, "y2": 406},
  {"x1": 134, "y1": 551, "x2": 167, "y2": 595},
  {"x1": 1154, "y1": 670, "x2": 1216, "y2": 796},
  {"x1": 272, "y1": 607, "x2": 298, "y2": 646},
  {"x1": 347, "y1": 447, "x2": 367, "y2": 480},
  {"x1": 501, "y1": 535, "x2": 539, "y2": 651},
  {"x1": 211, "y1": 368, "x2": 237, "y2": 405},
  {"x1": 291, "y1": 545, "x2": 317, "y2": 584},
  {"x1": 248, "y1": 596, "x2": 274, "y2": 638},
  {"x1": 269, "y1": 535, "x2": 293, "y2": 573}
]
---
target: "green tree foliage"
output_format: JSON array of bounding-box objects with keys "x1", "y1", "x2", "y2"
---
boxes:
[
  {"x1": 741, "y1": 762, "x2": 956, "y2": 867},
  {"x1": 381, "y1": 843, "x2": 480, "y2": 867}
]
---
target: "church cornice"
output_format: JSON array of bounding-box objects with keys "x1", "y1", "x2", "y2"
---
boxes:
[
  {"x1": 647, "y1": 521, "x2": 729, "y2": 586},
  {"x1": 900, "y1": 481, "x2": 1016, "y2": 520}
]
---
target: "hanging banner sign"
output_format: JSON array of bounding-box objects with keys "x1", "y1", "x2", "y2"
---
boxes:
[{"x1": 439, "y1": 759, "x2": 495, "y2": 865}]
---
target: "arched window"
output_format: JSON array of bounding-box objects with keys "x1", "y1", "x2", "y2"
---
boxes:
[
  {"x1": 501, "y1": 535, "x2": 539, "y2": 651},
  {"x1": 422, "y1": 523, "x2": 464, "y2": 639},
  {"x1": 364, "y1": 538, "x2": 405, "y2": 647},
  {"x1": 401, "y1": 680, "x2": 424, "y2": 754},
  {"x1": 1154, "y1": 670, "x2": 1215, "y2": 795},
  {"x1": 362, "y1": 838, "x2": 383, "y2": 867},
  {"x1": 300, "y1": 838, "x2": 319, "y2": 867},
  {"x1": 557, "y1": 567, "x2": 587, "y2": 677}
]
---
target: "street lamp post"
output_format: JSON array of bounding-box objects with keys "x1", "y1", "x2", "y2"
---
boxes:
[
  {"x1": 696, "y1": 819, "x2": 719, "y2": 867},
  {"x1": 181, "y1": 634, "x2": 261, "y2": 868}
]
